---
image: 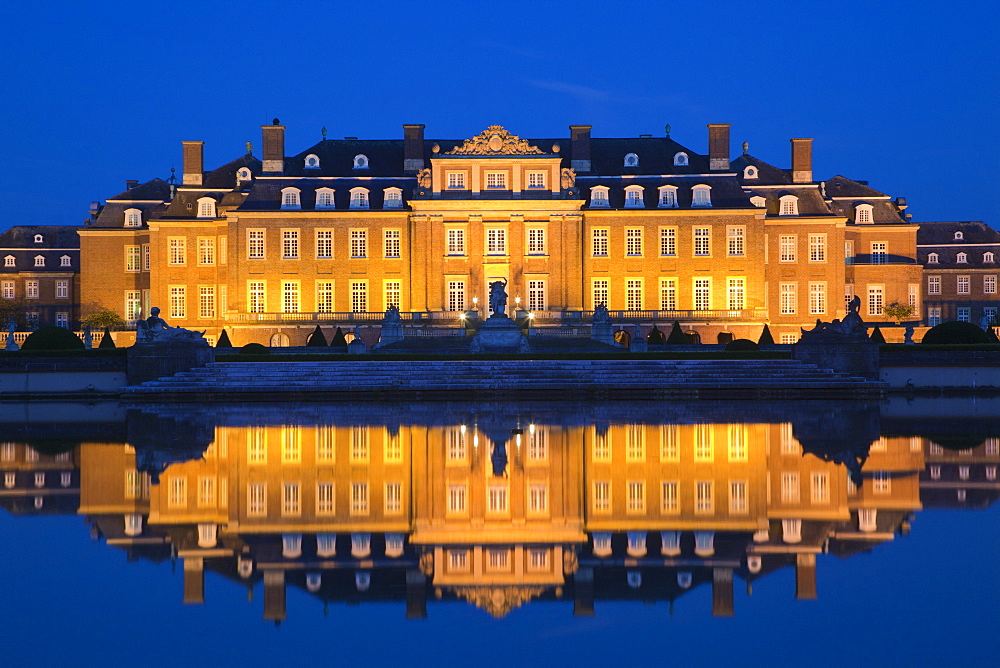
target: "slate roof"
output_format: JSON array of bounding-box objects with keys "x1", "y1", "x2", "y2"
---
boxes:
[
  {"x1": 578, "y1": 175, "x2": 753, "y2": 210},
  {"x1": 917, "y1": 221, "x2": 1000, "y2": 245},
  {"x1": 238, "y1": 178, "x2": 415, "y2": 212},
  {"x1": 823, "y1": 176, "x2": 906, "y2": 224},
  {"x1": 824, "y1": 175, "x2": 887, "y2": 198},
  {"x1": 0, "y1": 225, "x2": 80, "y2": 249},
  {"x1": 203, "y1": 154, "x2": 262, "y2": 189},
  {"x1": 586, "y1": 136, "x2": 708, "y2": 175},
  {"x1": 107, "y1": 178, "x2": 173, "y2": 202},
  {"x1": 741, "y1": 184, "x2": 832, "y2": 217},
  {"x1": 731, "y1": 154, "x2": 792, "y2": 184}
]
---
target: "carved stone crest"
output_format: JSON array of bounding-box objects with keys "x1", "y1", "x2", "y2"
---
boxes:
[
  {"x1": 560, "y1": 167, "x2": 576, "y2": 189},
  {"x1": 444, "y1": 125, "x2": 547, "y2": 156},
  {"x1": 416, "y1": 168, "x2": 432, "y2": 189},
  {"x1": 448, "y1": 586, "x2": 547, "y2": 618}
]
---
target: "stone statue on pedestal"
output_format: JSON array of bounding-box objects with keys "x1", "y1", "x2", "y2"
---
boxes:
[
  {"x1": 136, "y1": 307, "x2": 206, "y2": 344},
  {"x1": 5, "y1": 320, "x2": 18, "y2": 351},
  {"x1": 489, "y1": 279, "x2": 508, "y2": 318}
]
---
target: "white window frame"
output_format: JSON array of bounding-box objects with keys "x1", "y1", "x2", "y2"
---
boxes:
[
  {"x1": 353, "y1": 154, "x2": 369, "y2": 170},
  {"x1": 856, "y1": 204, "x2": 873, "y2": 224},
  {"x1": 124, "y1": 208, "x2": 141, "y2": 227},
  {"x1": 673, "y1": 152, "x2": 688, "y2": 166},
  {"x1": 779, "y1": 195, "x2": 799, "y2": 216},
  {"x1": 590, "y1": 186, "x2": 610, "y2": 208},
  {"x1": 197, "y1": 197, "x2": 216, "y2": 218},
  {"x1": 349, "y1": 187, "x2": 370, "y2": 210},
  {"x1": 691, "y1": 185, "x2": 712, "y2": 207},
  {"x1": 592, "y1": 228, "x2": 609, "y2": 257},
  {"x1": 624, "y1": 185, "x2": 644, "y2": 208},
  {"x1": 384, "y1": 229, "x2": 401, "y2": 258},
  {"x1": 383, "y1": 187, "x2": 403, "y2": 209},
  {"x1": 727, "y1": 227, "x2": 745, "y2": 256},
  {"x1": 315, "y1": 188, "x2": 335, "y2": 210},
  {"x1": 304, "y1": 153, "x2": 320, "y2": 169},
  {"x1": 658, "y1": 185, "x2": 678, "y2": 208}
]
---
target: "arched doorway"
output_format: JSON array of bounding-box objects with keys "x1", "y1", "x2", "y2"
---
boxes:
[
  {"x1": 717, "y1": 332, "x2": 734, "y2": 345},
  {"x1": 685, "y1": 330, "x2": 701, "y2": 344},
  {"x1": 270, "y1": 333, "x2": 290, "y2": 347},
  {"x1": 614, "y1": 329, "x2": 631, "y2": 347}
]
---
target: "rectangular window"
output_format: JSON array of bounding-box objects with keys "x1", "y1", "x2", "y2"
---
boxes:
[
  {"x1": 316, "y1": 230, "x2": 333, "y2": 259},
  {"x1": 626, "y1": 228, "x2": 643, "y2": 256},
  {"x1": 845, "y1": 241, "x2": 854, "y2": 264},
  {"x1": 985, "y1": 275, "x2": 997, "y2": 294},
  {"x1": 592, "y1": 279, "x2": 609, "y2": 309},
  {"x1": 593, "y1": 481, "x2": 611, "y2": 512},
  {"x1": 280, "y1": 230, "x2": 299, "y2": 259},
  {"x1": 727, "y1": 278, "x2": 745, "y2": 310},
  {"x1": 350, "y1": 230, "x2": 367, "y2": 258},
  {"x1": 169, "y1": 286, "x2": 186, "y2": 319},
  {"x1": 873, "y1": 471, "x2": 891, "y2": 494},
  {"x1": 350, "y1": 426, "x2": 369, "y2": 462},
  {"x1": 694, "y1": 227, "x2": 711, "y2": 256},
  {"x1": 660, "y1": 425, "x2": 679, "y2": 461},
  {"x1": 384, "y1": 281, "x2": 401, "y2": 310},
  {"x1": 316, "y1": 281, "x2": 334, "y2": 313},
  {"x1": 809, "y1": 234, "x2": 826, "y2": 262},
  {"x1": 528, "y1": 483, "x2": 548, "y2": 514},
  {"x1": 694, "y1": 424, "x2": 713, "y2": 461},
  {"x1": 957, "y1": 275, "x2": 970, "y2": 294},
  {"x1": 385, "y1": 482, "x2": 402, "y2": 514},
  {"x1": 248, "y1": 230, "x2": 265, "y2": 259},
  {"x1": 811, "y1": 473, "x2": 830, "y2": 504},
  {"x1": 593, "y1": 428, "x2": 611, "y2": 462},
  {"x1": 781, "y1": 472, "x2": 800, "y2": 502},
  {"x1": 928, "y1": 275, "x2": 941, "y2": 295},
  {"x1": 446, "y1": 228, "x2": 465, "y2": 255},
  {"x1": 248, "y1": 483, "x2": 267, "y2": 516},
  {"x1": 727, "y1": 227, "x2": 745, "y2": 256},
  {"x1": 526, "y1": 171, "x2": 546, "y2": 189},
  {"x1": 728, "y1": 424, "x2": 747, "y2": 461},
  {"x1": 528, "y1": 280, "x2": 546, "y2": 310},
  {"x1": 384, "y1": 229, "x2": 401, "y2": 258},
  {"x1": 661, "y1": 481, "x2": 679, "y2": 513},
  {"x1": 350, "y1": 482, "x2": 369, "y2": 515},
  {"x1": 219, "y1": 236, "x2": 227, "y2": 265},
  {"x1": 55, "y1": 312, "x2": 69, "y2": 328},
  {"x1": 592, "y1": 229, "x2": 609, "y2": 257},
  {"x1": 282, "y1": 281, "x2": 300, "y2": 313},
  {"x1": 486, "y1": 549, "x2": 510, "y2": 572},
  {"x1": 198, "y1": 238, "x2": 216, "y2": 265},
  {"x1": 316, "y1": 482, "x2": 335, "y2": 515},
  {"x1": 247, "y1": 428, "x2": 267, "y2": 464},
  {"x1": 527, "y1": 427, "x2": 547, "y2": 461},
  {"x1": 168, "y1": 477, "x2": 187, "y2": 508},
  {"x1": 448, "y1": 550, "x2": 470, "y2": 572},
  {"x1": 316, "y1": 426, "x2": 335, "y2": 462},
  {"x1": 695, "y1": 481, "x2": 713, "y2": 513},
  {"x1": 125, "y1": 245, "x2": 141, "y2": 272},
  {"x1": 626, "y1": 481, "x2": 645, "y2": 513},
  {"x1": 25, "y1": 281, "x2": 39, "y2": 299},
  {"x1": 1, "y1": 281, "x2": 14, "y2": 299},
  {"x1": 780, "y1": 283, "x2": 797, "y2": 315},
  {"x1": 168, "y1": 237, "x2": 186, "y2": 265},
  {"x1": 125, "y1": 291, "x2": 142, "y2": 323},
  {"x1": 485, "y1": 172, "x2": 507, "y2": 189},
  {"x1": 447, "y1": 281, "x2": 465, "y2": 312},
  {"x1": 248, "y1": 281, "x2": 266, "y2": 314},
  {"x1": 282, "y1": 482, "x2": 300, "y2": 516},
  {"x1": 446, "y1": 428, "x2": 467, "y2": 462},
  {"x1": 779, "y1": 235, "x2": 797, "y2": 262},
  {"x1": 55, "y1": 280, "x2": 69, "y2": 299},
  {"x1": 660, "y1": 278, "x2": 677, "y2": 311},
  {"x1": 985, "y1": 307, "x2": 998, "y2": 326},
  {"x1": 384, "y1": 431, "x2": 402, "y2": 462},
  {"x1": 447, "y1": 172, "x2": 465, "y2": 189},
  {"x1": 487, "y1": 484, "x2": 509, "y2": 514},
  {"x1": 957, "y1": 306, "x2": 970, "y2": 322},
  {"x1": 528, "y1": 549, "x2": 549, "y2": 572},
  {"x1": 868, "y1": 285, "x2": 884, "y2": 317},
  {"x1": 871, "y1": 242, "x2": 887, "y2": 265},
  {"x1": 694, "y1": 278, "x2": 710, "y2": 311},
  {"x1": 351, "y1": 282, "x2": 368, "y2": 313},
  {"x1": 199, "y1": 286, "x2": 216, "y2": 319},
  {"x1": 660, "y1": 228, "x2": 677, "y2": 257},
  {"x1": 281, "y1": 426, "x2": 301, "y2": 462},
  {"x1": 729, "y1": 481, "x2": 748, "y2": 514},
  {"x1": 142, "y1": 244, "x2": 150, "y2": 271},
  {"x1": 447, "y1": 484, "x2": 467, "y2": 514},
  {"x1": 809, "y1": 282, "x2": 826, "y2": 315},
  {"x1": 486, "y1": 229, "x2": 507, "y2": 255},
  {"x1": 527, "y1": 228, "x2": 546, "y2": 255},
  {"x1": 626, "y1": 279, "x2": 642, "y2": 311}
]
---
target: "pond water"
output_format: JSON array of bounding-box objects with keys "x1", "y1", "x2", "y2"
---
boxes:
[{"x1": 1, "y1": 397, "x2": 997, "y2": 666}]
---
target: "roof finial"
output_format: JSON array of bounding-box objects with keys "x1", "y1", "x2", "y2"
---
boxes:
[
  {"x1": 742, "y1": 141, "x2": 749, "y2": 155},
  {"x1": 167, "y1": 166, "x2": 177, "y2": 184},
  {"x1": 246, "y1": 141, "x2": 253, "y2": 155},
  {"x1": 664, "y1": 124, "x2": 671, "y2": 137},
  {"x1": 322, "y1": 126, "x2": 328, "y2": 140}
]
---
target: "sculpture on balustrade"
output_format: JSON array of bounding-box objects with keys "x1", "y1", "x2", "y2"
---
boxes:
[
  {"x1": 136, "y1": 307, "x2": 206, "y2": 344},
  {"x1": 489, "y1": 279, "x2": 509, "y2": 318},
  {"x1": 5, "y1": 320, "x2": 18, "y2": 351},
  {"x1": 798, "y1": 295, "x2": 868, "y2": 343}
]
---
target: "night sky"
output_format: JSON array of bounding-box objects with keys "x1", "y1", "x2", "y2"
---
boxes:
[{"x1": 1, "y1": 0, "x2": 997, "y2": 234}]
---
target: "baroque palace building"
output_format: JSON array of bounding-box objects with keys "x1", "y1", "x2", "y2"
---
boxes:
[{"x1": 78, "y1": 120, "x2": 925, "y2": 345}]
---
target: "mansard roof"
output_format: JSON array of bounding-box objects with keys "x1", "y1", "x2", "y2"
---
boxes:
[
  {"x1": 238, "y1": 178, "x2": 415, "y2": 212},
  {"x1": 741, "y1": 185, "x2": 833, "y2": 217},
  {"x1": 586, "y1": 136, "x2": 707, "y2": 175},
  {"x1": 286, "y1": 139, "x2": 408, "y2": 177},
  {"x1": 731, "y1": 154, "x2": 792, "y2": 184},
  {"x1": 917, "y1": 220, "x2": 1000, "y2": 246},
  {"x1": 107, "y1": 177, "x2": 173, "y2": 202},
  {"x1": 0, "y1": 225, "x2": 80, "y2": 249},
  {"x1": 824, "y1": 175, "x2": 887, "y2": 199},
  {"x1": 203, "y1": 154, "x2": 262, "y2": 189},
  {"x1": 580, "y1": 175, "x2": 753, "y2": 210}
]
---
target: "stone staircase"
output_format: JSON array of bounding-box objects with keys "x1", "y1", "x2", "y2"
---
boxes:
[{"x1": 122, "y1": 359, "x2": 884, "y2": 400}]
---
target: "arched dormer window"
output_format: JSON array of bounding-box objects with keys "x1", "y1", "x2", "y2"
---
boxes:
[
  {"x1": 782, "y1": 518, "x2": 802, "y2": 543},
  {"x1": 623, "y1": 153, "x2": 639, "y2": 168},
  {"x1": 779, "y1": 195, "x2": 799, "y2": 216},
  {"x1": 658, "y1": 185, "x2": 678, "y2": 208},
  {"x1": 196, "y1": 197, "x2": 216, "y2": 218},
  {"x1": 34, "y1": 255, "x2": 45, "y2": 267},
  {"x1": 750, "y1": 195, "x2": 766, "y2": 208},
  {"x1": 350, "y1": 187, "x2": 370, "y2": 209},
  {"x1": 592, "y1": 532, "x2": 612, "y2": 558},
  {"x1": 280, "y1": 188, "x2": 301, "y2": 210},
  {"x1": 954, "y1": 231, "x2": 964, "y2": 240},
  {"x1": 626, "y1": 531, "x2": 647, "y2": 557},
  {"x1": 124, "y1": 208, "x2": 141, "y2": 227},
  {"x1": 282, "y1": 533, "x2": 303, "y2": 558},
  {"x1": 315, "y1": 187, "x2": 335, "y2": 210},
  {"x1": 236, "y1": 167, "x2": 252, "y2": 184},
  {"x1": 624, "y1": 185, "x2": 645, "y2": 208},
  {"x1": 351, "y1": 533, "x2": 372, "y2": 558},
  {"x1": 34, "y1": 234, "x2": 44, "y2": 243},
  {"x1": 627, "y1": 571, "x2": 642, "y2": 588},
  {"x1": 238, "y1": 556, "x2": 253, "y2": 579},
  {"x1": 355, "y1": 571, "x2": 371, "y2": 592},
  {"x1": 353, "y1": 154, "x2": 369, "y2": 170},
  {"x1": 590, "y1": 186, "x2": 610, "y2": 208},
  {"x1": 304, "y1": 154, "x2": 320, "y2": 169},
  {"x1": 385, "y1": 533, "x2": 404, "y2": 557},
  {"x1": 691, "y1": 184, "x2": 712, "y2": 207},
  {"x1": 673, "y1": 152, "x2": 689, "y2": 166},
  {"x1": 60, "y1": 255, "x2": 71, "y2": 267},
  {"x1": 677, "y1": 572, "x2": 693, "y2": 589},
  {"x1": 858, "y1": 508, "x2": 877, "y2": 532},
  {"x1": 316, "y1": 533, "x2": 336, "y2": 557},
  {"x1": 743, "y1": 165, "x2": 758, "y2": 179},
  {"x1": 383, "y1": 187, "x2": 403, "y2": 209},
  {"x1": 956, "y1": 252, "x2": 968, "y2": 263},
  {"x1": 927, "y1": 252, "x2": 939, "y2": 264},
  {"x1": 984, "y1": 252, "x2": 995, "y2": 263},
  {"x1": 3, "y1": 255, "x2": 14, "y2": 267},
  {"x1": 306, "y1": 572, "x2": 322, "y2": 593},
  {"x1": 855, "y1": 203, "x2": 873, "y2": 224}
]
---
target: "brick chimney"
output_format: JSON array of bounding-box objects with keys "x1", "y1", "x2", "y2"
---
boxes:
[
  {"x1": 707, "y1": 123, "x2": 730, "y2": 171},
  {"x1": 262, "y1": 119, "x2": 285, "y2": 174},
  {"x1": 403, "y1": 124, "x2": 425, "y2": 173},
  {"x1": 790, "y1": 138, "x2": 813, "y2": 183},
  {"x1": 569, "y1": 125, "x2": 592, "y2": 173},
  {"x1": 181, "y1": 141, "x2": 204, "y2": 185}
]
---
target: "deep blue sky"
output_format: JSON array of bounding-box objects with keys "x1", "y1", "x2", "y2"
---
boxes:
[{"x1": 1, "y1": 0, "x2": 997, "y2": 233}]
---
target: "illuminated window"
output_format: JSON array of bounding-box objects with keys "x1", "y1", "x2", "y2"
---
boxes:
[
  {"x1": 447, "y1": 228, "x2": 465, "y2": 255},
  {"x1": 169, "y1": 286, "x2": 185, "y2": 318},
  {"x1": 446, "y1": 172, "x2": 465, "y2": 189},
  {"x1": 383, "y1": 188, "x2": 403, "y2": 209},
  {"x1": 350, "y1": 188, "x2": 370, "y2": 209},
  {"x1": 486, "y1": 549, "x2": 510, "y2": 572},
  {"x1": 660, "y1": 278, "x2": 677, "y2": 311},
  {"x1": 526, "y1": 171, "x2": 546, "y2": 189},
  {"x1": 316, "y1": 482, "x2": 335, "y2": 514},
  {"x1": 691, "y1": 185, "x2": 712, "y2": 207},
  {"x1": 659, "y1": 425, "x2": 679, "y2": 461},
  {"x1": 593, "y1": 428, "x2": 611, "y2": 461},
  {"x1": 350, "y1": 482, "x2": 369, "y2": 515},
  {"x1": 487, "y1": 484, "x2": 509, "y2": 514},
  {"x1": 660, "y1": 228, "x2": 676, "y2": 256},
  {"x1": 809, "y1": 234, "x2": 826, "y2": 262},
  {"x1": 695, "y1": 481, "x2": 713, "y2": 513},
  {"x1": 729, "y1": 481, "x2": 748, "y2": 514},
  {"x1": 727, "y1": 227, "x2": 745, "y2": 256},
  {"x1": 873, "y1": 471, "x2": 891, "y2": 494},
  {"x1": 661, "y1": 481, "x2": 679, "y2": 513},
  {"x1": 780, "y1": 283, "x2": 797, "y2": 315},
  {"x1": 248, "y1": 230, "x2": 265, "y2": 259},
  {"x1": 199, "y1": 286, "x2": 216, "y2": 319},
  {"x1": 779, "y1": 235, "x2": 797, "y2": 262},
  {"x1": 856, "y1": 204, "x2": 873, "y2": 223},
  {"x1": 781, "y1": 472, "x2": 800, "y2": 502},
  {"x1": 384, "y1": 229, "x2": 401, "y2": 258},
  {"x1": 527, "y1": 549, "x2": 549, "y2": 571},
  {"x1": 125, "y1": 245, "x2": 141, "y2": 272},
  {"x1": 447, "y1": 281, "x2": 465, "y2": 312},
  {"x1": 485, "y1": 172, "x2": 507, "y2": 189},
  {"x1": 168, "y1": 476, "x2": 187, "y2": 508},
  {"x1": 124, "y1": 208, "x2": 141, "y2": 227},
  {"x1": 353, "y1": 154, "x2": 369, "y2": 169},
  {"x1": 809, "y1": 282, "x2": 826, "y2": 315},
  {"x1": 624, "y1": 185, "x2": 644, "y2": 208},
  {"x1": 694, "y1": 278, "x2": 710, "y2": 310},
  {"x1": 743, "y1": 165, "x2": 758, "y2": 179},
  {"x1": 282, "y1": 482, "x2": 300, "y2": 516},
  {"x1": 694, "y1": 227, "x2": 711, "y2": 256},
  {"x1": 449, "y1": 550, "x2": 470, "y2": 572},
  {"x1": 247, "y1": 428, "x2": 267, "y2": 463},
  {"x1": 811, "y1": 473, "x2": 829, "y2": 504},
  {"x1": 385, "y1": 482, "x2": 402, "y2": 514},
  {"x1": 528, "y1": 483, "x2": 548, "y2": 515},
  {"x1": 593, "y1": 481, "x2": 611, "y2": 512},
  {"x1": 590, "y1": 186, "x2": 610, "y2": 208},
  {"x1": 625, "y1": 279, "x2": 642, "y2": 311},
  {"x1": 779, "y1": 195, "x2": 799, "y2": 216},
  {"x1": 350, "y1": 229, "x2": 367, "y2": 258},
  {"x1": 658, "y1": 186, "x2": 678, "y2": 207},
  {"x1": 316, "y1": 188, "x2": 335, "y2": 209},
  {"x1": 728, "y1": 278, "x2": 745, "y2": 310},
  {"x1": 626, "y1": 228, "x2": 643, "y2": 256},
  {"x1": 626, "y1": 481, "x2": 645, "y2": 513},
  {"x1": 528, "y1": 426, "x2": 547, "y2": 461},
  {"x1": 168, "y1": 237, "x2": 186, "y2": 265},
  {"x1": 486, "y1": 229, "x2": 507, "y2": 255},
  {"x1": 592, "y1": 228, "x2": 609, "y2": 256},
  {"x1": 197, "y1": 197, "x2": 216, "y2": 218},
  {"x1": 527, "y1": 228, "x2": 546, "y2": 255},
  {"x1": 592, "y1": 278, "x2": 610, "y2": 310},
  {"x1": 447, "y1": 484, "x2": 467, "y2": 514}
]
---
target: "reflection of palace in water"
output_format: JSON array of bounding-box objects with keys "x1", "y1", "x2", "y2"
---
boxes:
[{"x1": 2, "y1": 401, "x2": 998, "y2": 619}]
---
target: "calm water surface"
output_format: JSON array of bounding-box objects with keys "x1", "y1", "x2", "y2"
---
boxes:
[{"x1": 1, "y1": 397, "x2": 997, "y2": 667}]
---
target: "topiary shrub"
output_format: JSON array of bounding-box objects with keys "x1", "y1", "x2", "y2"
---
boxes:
[
  {"x1": 330, "y1": 327, "x2": 348, "y2": 349},
  {"x1": 647, "y1": 326, "x2": 665, "y2": 345},
  {"x1": 306, "y1": 325, "x2": 328, "y2": 347},
  {"x1": 20, "y1": 326, "x2": 85, "y2": 351},
  {"x1": 666, "y1": 321, "x2": 688, "y2": 344},
  {"x1": 239, "y1": 342, "x2": 269, "y2": 355},
  {"x1": 921, "y1": 321, "x2": 992, "y2": 345},
  {"x1": 216, "y1": 329, "x2": 233, "y2": 348},
  {"x1": 98, "y1": 327, "x2": 116, "y2": 348},
  {"x1": 758, "y1": 324, "x2": 775, "y2": 345},
  {"x1": 869, "y1": 326, "x2": 886, "y2": 343},
  {"x1": 725, "y1": 338, "x2": 759, "y2": 352}
]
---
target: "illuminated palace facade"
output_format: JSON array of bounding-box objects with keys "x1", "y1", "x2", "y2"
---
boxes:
[{"x1": 79, "y1": 121, "x2": 922, "y2": 345}]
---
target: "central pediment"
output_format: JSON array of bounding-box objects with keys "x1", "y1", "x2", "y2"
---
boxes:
[{"x1": 444, "y1": 125, "x2": 547, "y2": 156}]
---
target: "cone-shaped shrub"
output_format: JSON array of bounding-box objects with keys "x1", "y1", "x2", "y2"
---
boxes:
[
  {"x1": 666, "y1": 321, "x2": 688, "y2": 344},
  {"x1": 647, "y1": 326, "x2": 665, "y2": 345},
  {"x1": 330, "y1": 327, "x2": 348, "y2": 349},
  {"x1": 216, "y1": 329, "x2": 233, "y2": 348},
  {"x1": 869, "y1": 326, "x2": 885, "y2": 343},
  {"x1": 306, "y1": 325, "x2": 328, "y2": 347},
  {"x1": 98, "y1": 327, "x2": 116, "y2": 348},
  {"x1": 758, "y1": 324, "x2": 775, "y2": 345}
]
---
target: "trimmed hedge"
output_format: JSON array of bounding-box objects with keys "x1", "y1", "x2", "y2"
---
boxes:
[
  {"x1": 921, "y1": 321, "x2": 992, "y2": 345},
  {"x1": 20, "y1": 326, "x2": 85, "y2": 351},
  {"x1": 666, "y1": 321, "x2": 688, "y2": 344},
  {"x1": 239, "y1": 342, "x2": 269, "y2": 355},
  {"x1": 330, "y1": 327, "x2": 348, "y2": 349},
  {"x1": 725, "y1": 338, "x2": 759, "y2": 352},
  {"x1": 647, "y1": 326, "x2": 665, "y2": 345},
  {"x1": 869, "y1": 326, "x2": 885, "y2": 343},
  {"x1": 216, "y1": 329, "x2": 233, "y2": 348}
]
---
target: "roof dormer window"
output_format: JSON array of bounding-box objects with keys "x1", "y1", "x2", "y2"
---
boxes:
[
  {"x1": 624, "y1": 153, "x2": 639, "y2": 168},
  {"x1": 985, "y1": 252, "x2": 995, "y2": 263},
  {"x1": 624, "y1": 185, "x2": 645, "y2": 208},
  {"x1": 34, "y1": 255, "x2": 45, "y2": 267},
  {"x1": 692, "y1": 184, "x2": 712, "y2": 207},
  {"x1": 750, "y1": 195, "x2": 766, "y2": 208},
  {"x1": 236, "y1": 167, "x2": 252, "y2": 184},
  {"x1": 280, "y1": 188, "x2": 301, "y2": 210},
  {"x1": 743, "y1": 165, "x2": 758, "y2": 179},
  {"x1": 350, "y1": 187, "x2": 370, "y2": 209},
  {"x1": 383, "y1": 187, "x2": 403, "y2": 209},
  {"x1": 954, "y1": 231, "x2": 964, "y2": 240},
  {"x1": 590, "y1": 186, "x2": 610, "y2": 208},
  {"x1": 3, "y1": 256, "x2": 13, "y2": 267},
  {"x1": 673, "y1": 152, "x2": 689, "y2": 167},
  {"x1": 304, "y1": 154, "x2": 320, "y2": 169},
  {"x1": 658, "y1": 185, "x2": 678, "y2": 208},
  {"x1": 856, "y1": 204, "x2": 873, "y2": 224},
  {"x1": 353, "y1": 154, "x2": 369, "y2": 170},
  {"x1": 34, "y1": 234, "x2": 43, "y2": 243},
  {"x1": 60, "y1": 255, "x2": 71, "y2": 267},
  {"x1": 927, "y1": 252, "x2": 939, "y2": 264},
  {"x1": 315, "y1": 187, "x2": 335, "y2": 210},
  {"x1": 957, "y1": 252, "x2": 968, "y2": 263},
  {"x1": 124, "y1": 208, "x2": 141, "y2": 228},
  {"x1": 196, "y1": 197, "x2": 217, "y2": 218},
  {"x1": 779, "y1": 195, "x2": 799, "y2": 216}
]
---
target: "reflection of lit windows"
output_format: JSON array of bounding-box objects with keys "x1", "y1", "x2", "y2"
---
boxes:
[
  {"x1": 593, "y1": 428, "x2": 611, "y2": 461},
  {"x1": 125, "y1": 470, "x2": 141, "y2": 499},
  {"x1": 781, "y1": 472, "x2": 800, "y2": 503},
  {"x1": 4, "y1": 472, "x2": 15, "y2": 489},
  {"x1": 958, "y1": 466, "x2": 970, "y2": 481},
  {"x1": 247, "y1": 429, "x2": 267, "y2": 464},
  {"x1": 627, "y1": 531, "x2": 647, "y2": 557},
  {"x1": 661, "y1": 481, "x2": 679, "y2": 514},
  {"x1": 873, "y1": 470, "x2": 891, "y2": 494},
  {"x1": 248, "y1": 483, "x2": 267, "y2": 516},
  {"x1": 729, "y1": 481, "x2": 748, "y2": 514},
  {"x1": 281, "y1": 426, "x2": 301, "y2": 462},
  {"x1": 316, "y1": 482, "x2": 335, "y2": 515},
  {"x1": 727, "y1": 424, "x2": 747, "y2": 460},
  {"x1": 486, "y1": 549, "x2": 510, "y2": 572},
  {"x1": 168, "y1": 477, "x2": 187, "y2": 508},
  {"x1": 592, "y1": 533, "x2": 612, "y2": 557},
  {"x1": 34, "y1": 472, "x2": 45, "y2": 488},
  {"x1": 350, "y1": 482, "x2": 369, "y2": 515},
  {"x1": 385, "y1": 482, "x2": 402, "y2": 514},
  {"x1": 448, "y1": 550, "x2": 470, "y2": 572},
  {"x1": 626, "y1": 425, "x2": 644, "y2": 461},
  {"x1": 447, "y1": 483, "x2": 467, "y2": 514},
  {"x1": 350, "y1": 426, "x2": 369, "y2": 462},
  {"x1": 528, "y1": 426, "x2": 547, "y2": 461},
  {"x1": 384, "y1": 430, "x2": 402, "y2": 462},
  {"x1": 316, "y1": 426, "x2": 335, "y2": 462},
  {"x1": 528, "y1": 483, "x2": 548, "y2": 515},
  {"x1": 660, "y1": 425, "x2": 679, "y2": 461},
  {"x1": 811, "y1": 473, "x2": 829, "y2": 504},
  {"x1": 929, "y1": 465, "x2": 941, "y2": 480},
  {"x1": 198, "y1": 477, "x2": 216, "y2": 507},
  {"x1": 446, "y1": 427, "x2": 466, "y2": 462},
  {"x1": 527, "y1": 549, "x2": 549, "y2": 572},
  {"x1": 695, "y1": 481, "x2": 713, "y2": 513},
  {"x1": 694, "y1": 424, "x2": 713, "y2": 461},
  {"x1": 780, "y1": 423, "x2": 799, "y2": 454},
  {"x1": 593, "y1": 481, "x2": 611, "y2": 512},
  {"x1": 487, "y1": 484, "x2": 509, "y2": 514},
  {"x1": 626, "y1": 481, "x2": 645, "y2": 513},
  {"x1": 282, "y1": 482, "x2": 300, "y2": 516}
]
